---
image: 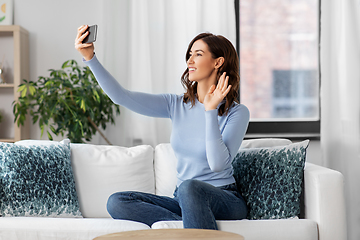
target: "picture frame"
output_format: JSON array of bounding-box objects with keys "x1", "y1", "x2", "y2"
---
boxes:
[{"x1": 0, "y1": 0, "x2": 13, "y2": 25}]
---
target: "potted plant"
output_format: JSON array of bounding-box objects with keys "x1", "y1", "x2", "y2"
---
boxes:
[
  {"x1": 13, "y1": 60, "x2": 120, "y2": 144},
  {"x1": 0, "y1": 110, "x2": 3, "y2": 124}
]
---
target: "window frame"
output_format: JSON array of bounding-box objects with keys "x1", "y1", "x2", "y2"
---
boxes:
[{"x1": 234, "y1": 0, "x2": 321, "y2": 140}]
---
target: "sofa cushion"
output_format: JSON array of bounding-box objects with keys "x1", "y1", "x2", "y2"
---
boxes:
[
  {"x1": 0, "y1": 217, "x2": 149, "y2": 240},
  {"x1": 151, "y1": 219, "x2": 318, "y2": 240},
  {"x1": 0, "y1": 140, "x2": 82, "y2": 217},
  {"x1": 70, "y1": 144, "x2": 155, "y2": 218},
  {"x1": 154, "y1": 144, "x2": 178, "y2": 197},
  {"x1": 232, "y1": 140, "x2": 309, "y2": 220}
]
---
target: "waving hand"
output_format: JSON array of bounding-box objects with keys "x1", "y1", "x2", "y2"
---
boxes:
[{"x1": 204, "y1": 72, "x2": 232, "y2": 111}]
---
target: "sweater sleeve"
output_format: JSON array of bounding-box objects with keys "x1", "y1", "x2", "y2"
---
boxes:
[
  {"x1": 84, "y1": 55, "x2": 173, "y2": 118},
  {"x1": 205, "y1": 105, "x2": 250, "y2": 172}
]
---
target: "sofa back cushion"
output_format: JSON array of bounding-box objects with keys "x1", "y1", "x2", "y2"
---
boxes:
[
  {"x1": 154, "y1": 139, "x2": 292, "y2": 197},
  {"x1": 70, "y1": 144, "x2": 155, "y2": 218},
  {"x1": 154, "y1": 144, "x2": 178, "y2": 197}
]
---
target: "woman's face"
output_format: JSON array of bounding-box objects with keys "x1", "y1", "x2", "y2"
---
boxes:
[{"x1": 187, "y1": 39, "x2": 217, "y2": 83}]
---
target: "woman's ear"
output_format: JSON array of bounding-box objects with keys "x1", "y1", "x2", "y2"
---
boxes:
[{"x1": 214, "y1": 57, "x2": 225, "y2": 69}]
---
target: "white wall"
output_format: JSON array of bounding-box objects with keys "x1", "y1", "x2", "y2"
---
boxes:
[
  {"x1": 13, "y1": 0, "x2": 104, "y2": 141},
  {"x1": 14, "y1": 0, "x2": 103, "y2": 81}
]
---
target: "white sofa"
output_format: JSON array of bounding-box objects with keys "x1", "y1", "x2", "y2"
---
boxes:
[{"x1": 0, "y1": 138, "x2": 346, "y2": 240}]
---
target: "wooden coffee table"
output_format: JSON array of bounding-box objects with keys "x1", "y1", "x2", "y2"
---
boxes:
[{"x1": 93, "y1": 229, "x2": 244, "y2": 240}]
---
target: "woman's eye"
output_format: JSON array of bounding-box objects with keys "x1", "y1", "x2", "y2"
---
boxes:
[{"x1": 188, "y1": 53, "x2": 201, "y2": 59}]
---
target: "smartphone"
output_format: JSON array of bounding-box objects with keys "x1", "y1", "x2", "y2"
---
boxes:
[{"x1": 82, "y1": 25, "x2": 97, "y2": 44}]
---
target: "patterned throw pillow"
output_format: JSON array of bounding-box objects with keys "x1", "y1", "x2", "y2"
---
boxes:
[
  {"x1": 0, "y1": 140, "x2": 82, "y2": 217},
  {"x1": 232, "y1": 140, "x2": 309, "y2": 220}
]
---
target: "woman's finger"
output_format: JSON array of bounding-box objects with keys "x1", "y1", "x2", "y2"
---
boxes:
[
  {"x1": 75, "y1": 38, "x2": 93, "y2": 51},
  {"x1": 76, "y1": 42, "x2": 93, "y2": 50},
  {"x1": 75, "y1": 26, "x2": 83, "y2": 40},
  {"x1": 79, "y1": 31, "x2": 89, "y2": 42},
  {"x1": 223, "y1": 85, "x2": 232, "y2": 96},
  {"x1": 75, "y1": 25, "x2": 88, "y2": 41},
  {"x1": 208, "y1": 84, "x2": 216, "y2": 94},
  {"x1": 219, "y1": 76, "x2": 227, "y2": 92},
  {"x1": 217, "y1": 72, "x2": 226, "y2": 89},
  {"x1": 77, "y1": 25, "x2": 87, "y2": 31},
  {"x1": 221, "y1": 76, "x2": 229, "y2": 92},
  {"x1": 75, "y1": 32, "x2": 90, "y2": 49}
]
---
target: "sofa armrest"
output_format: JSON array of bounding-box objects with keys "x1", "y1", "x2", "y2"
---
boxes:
[{"x1": 304, "y1": 163, "x2": 347, "y2": 240}]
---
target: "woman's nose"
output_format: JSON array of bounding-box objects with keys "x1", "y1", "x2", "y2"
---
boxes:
[{"x1": 187, "y1": 56, "x2": 194, "y2": 64}]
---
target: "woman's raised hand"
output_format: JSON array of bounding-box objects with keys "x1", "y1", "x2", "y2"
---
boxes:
[
  {"x1": 204, "y1": 72, "x2": 232, "y2": 111},
  {"x1": 75, "y1": 25, "x2": 95, "y2": 61}
]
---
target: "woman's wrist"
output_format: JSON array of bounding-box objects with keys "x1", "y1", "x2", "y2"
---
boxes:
[
  {"x1": 205, "y1": 104, "x2": 220, "y2": 111},
  {"x1": 205, "y1": 107, "x2": 217, "y2": 111},
  {"x1": 84, "y1": 52, "x2": 95, "y2": 61},
  {"x1": 204, "y1": 103, "x2": 218, "y2": 111}
]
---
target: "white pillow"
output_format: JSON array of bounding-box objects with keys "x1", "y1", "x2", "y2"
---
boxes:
[
  {"x1": 154, "y1": 144, "x2": 178, "y2": 198},
  {"x1": 70, "y1": 143, "x2": 155, "y2": 218},
  {"x1": 240, "y1": 138, "x2": 292, "y2": 149}
]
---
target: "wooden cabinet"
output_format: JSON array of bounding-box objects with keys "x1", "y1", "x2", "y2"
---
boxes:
[{"x1": 0, "y1": 25, "x2": 30, "y2": 142}]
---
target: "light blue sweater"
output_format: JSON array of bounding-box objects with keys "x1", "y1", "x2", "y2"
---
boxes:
[{"x1": 85, "y1": 55, "x2": 250, "y2": 187}]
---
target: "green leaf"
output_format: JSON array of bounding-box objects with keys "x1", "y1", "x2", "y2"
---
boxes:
[
  {"x1": 45, "y1": 81, "x2": 52, "y2": 87},
  {"x1": 17, "y1": 84, "x2": 27, "y2": 93},
  {"x1": 47, "y1": 131, "x2": 53, "y2": 140},
  {"x1": 50, "y1": 125, "x2": 57, "y2": 134},
  {"x1": 32, "y1": 116, "x2": 39, "y2": 124},
  {"x1": 60, "y1": 71, "x2": 68, "y2": 79},
  {"x1": 62, "y1": 60, "x2": 70, "y2": 69},
  {"x1": 78, "y1": 120, "x2": 84, "y2": 136},
  {"x1": 28, "y1": 85, "x2": 36, "y2": 96},
  {"x1": 93, "y1": 89, "x2": 100, "y2": 102},
  {"x1": 80, "y1": 99, "x2": 86, "y2": 112},
  {"x1": 21, "y1": 88, "x2": 28, "y2": 98},
  {"x1": 40, "y1": 125, "x2": 45, "y2": 137}
]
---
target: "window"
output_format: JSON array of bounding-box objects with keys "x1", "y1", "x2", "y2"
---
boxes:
[
  {"x1": 235, "y1": 0, "x2": 320, "y2": 139},
  {"x1": 272, "y1": 70, "x2": 318, "y2": 118}
]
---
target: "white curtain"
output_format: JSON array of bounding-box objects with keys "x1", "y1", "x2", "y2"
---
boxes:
[
  {"x1": 320, "y1": 1, "x2": 360, "y2": 240},
  {"x1": 93, "y1": 0, "x2": 236, "y2": 147}
]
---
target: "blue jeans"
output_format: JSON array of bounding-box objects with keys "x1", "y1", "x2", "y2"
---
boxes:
[{"x1": 106, "y1": 179, "x2": 247, "y2": 229}]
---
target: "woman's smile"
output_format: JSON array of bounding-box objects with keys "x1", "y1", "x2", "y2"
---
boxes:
[
  {"x1": 188, "y1": 67, "x2": 196, "y2": 73},
  {"x1": 187, "y1": 40, "x2": 217, "y2": 83}
]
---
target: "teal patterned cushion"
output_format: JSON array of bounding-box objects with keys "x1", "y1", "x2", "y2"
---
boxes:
[
  {"x1": 232, "y1": 140, "x2": 309, "y2": 220},
  {"x1": 0, "y1": 140, "x2": 82, "y2": 217}
]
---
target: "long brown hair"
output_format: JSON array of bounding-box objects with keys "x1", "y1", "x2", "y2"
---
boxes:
[{"x1": 181, "y1": 33, "x2": 240, "y2": 116}]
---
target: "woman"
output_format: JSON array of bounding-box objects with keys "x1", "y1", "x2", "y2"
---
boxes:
[{"x1": 75, "y1": 25, "x2": 250, "y2": 230}]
